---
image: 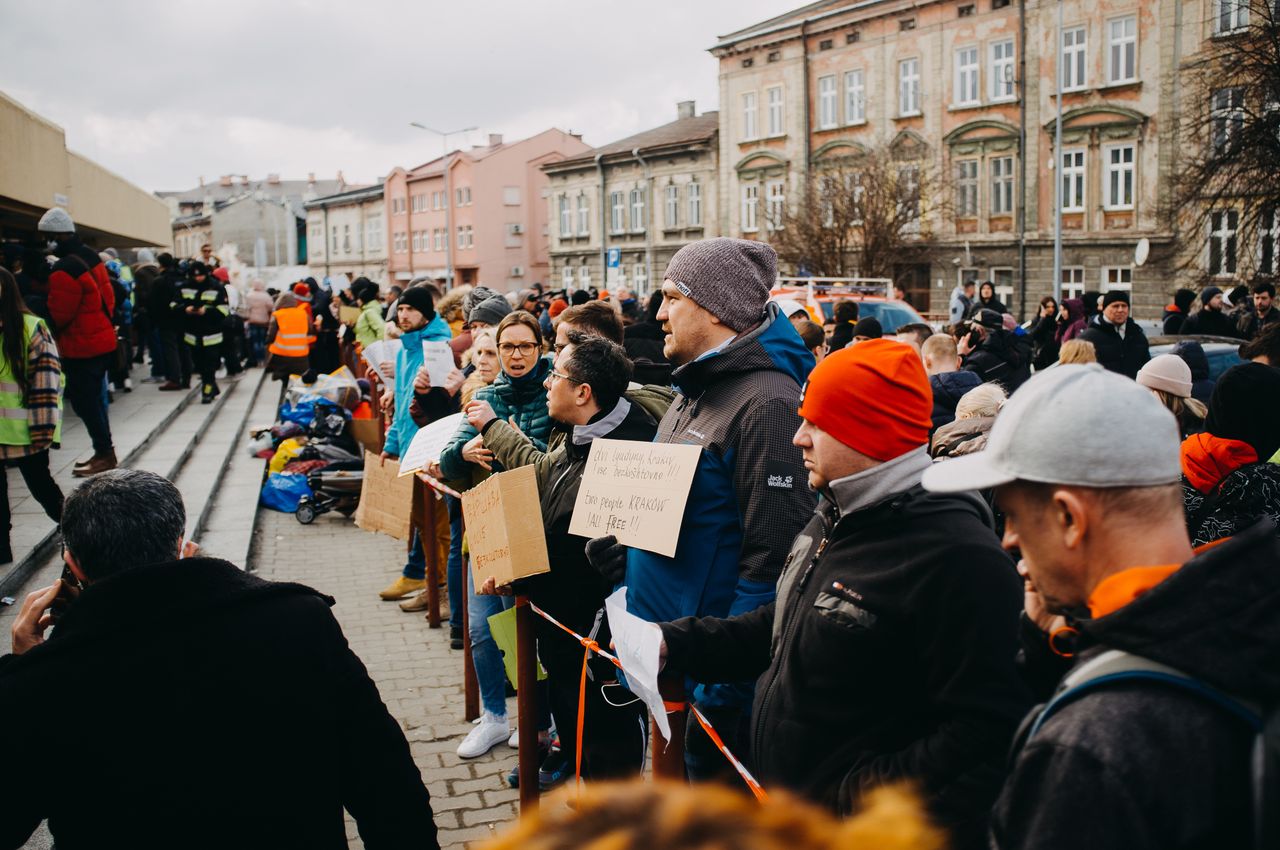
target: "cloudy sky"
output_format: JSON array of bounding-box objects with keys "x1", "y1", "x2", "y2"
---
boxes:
[{"x1": 1, "y1": 0, "x2": 790, "y2": 193}]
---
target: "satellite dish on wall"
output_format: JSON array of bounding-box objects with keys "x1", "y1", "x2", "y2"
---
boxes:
[{"x1": 1134, "y1": 238, "x2": 1150, "y2": 267}]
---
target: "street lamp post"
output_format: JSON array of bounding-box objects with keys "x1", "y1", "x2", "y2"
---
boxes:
[
  {"x1": 409, "y1": 123, "x2": 478, "y2": 289},
  {"x1": 1052, "y1": 0, "x2": 1064, "y2": 305}
]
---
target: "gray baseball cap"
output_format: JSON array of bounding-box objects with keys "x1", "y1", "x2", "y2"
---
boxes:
[{"x1": 921, "y1": 364, "x2": 1182, "y2": 493}]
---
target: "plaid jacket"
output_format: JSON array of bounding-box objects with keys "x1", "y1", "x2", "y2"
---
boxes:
[{"x1": 2, "y1": 318, "x2": 62, "y2": 459}]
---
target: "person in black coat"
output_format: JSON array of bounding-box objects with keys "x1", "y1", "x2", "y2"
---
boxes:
[
  {"x1": 960, "y1": 310, "x2": 1026, "y2": 390},
  {"x1": 1079, "y1": 290, "x2": 1150, "y2": 378},
  {"x1": 622, "y1": 290, "x2": 672, "y2": 385},
  {"x1": 966, "y1": 281, "x2": 1008, "y2": 318},
  {"x1": 1162, "y1": 288, "x2": 1197, "y2": 335},
  {"x1": 1027, "y1": 296, "x2": 1060, "y2": 369},
  {"x1": 0, "y1": 470, "x2": 437, "y2": 850},
  {"x1": 1181, "y1": 286, "x2": 1242, "y2": 338},
  {"x1": 658, "y1": 341, "x2": 1030, "y2": 850}
]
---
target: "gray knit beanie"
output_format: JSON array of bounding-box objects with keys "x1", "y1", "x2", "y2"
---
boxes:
[
  {"x1": 663, "y1": 237, "x2": 776, "y2": 332},
  {"x1": 463, "y1": 286, "x2": 501, "y2": 320},
  {"x1": 468, "y1": 295, "x2": 512, "y2": 327}
]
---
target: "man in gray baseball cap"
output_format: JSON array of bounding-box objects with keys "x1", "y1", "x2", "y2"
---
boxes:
[{"x1": 924, "y1": 363, "x2": 1279, "y2": 849}]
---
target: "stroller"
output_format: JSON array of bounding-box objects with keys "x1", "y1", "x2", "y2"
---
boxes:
[{"x1": 294, "y1": 459, "x2": 364, "y2": 524}]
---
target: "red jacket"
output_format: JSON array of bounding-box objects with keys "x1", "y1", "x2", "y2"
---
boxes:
[{"x1": 47, "y1": 240, "x2": 117, "y2": 359}]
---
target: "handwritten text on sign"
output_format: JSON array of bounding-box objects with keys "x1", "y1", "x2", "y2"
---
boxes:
[
  {"x1": 568, "y1": 439, "x2": 701, "y2": 557},
  {"x1": 461, "y1": 465, "x2": 550, "y2": 587}
]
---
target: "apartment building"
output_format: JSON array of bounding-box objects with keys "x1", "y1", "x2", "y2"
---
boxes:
[
  {"x1": 384, "y1": 129, "x2": 591, "y2": 291},
  {"x1": 541, "y1": 101, "x2": 719, "y2": 297},
  {"x1": 304, "y1": 185, "x2": 387, "y2": 283},
  {"x1": 712, "y1": 0, "x2": 1183, "y2": 318}
]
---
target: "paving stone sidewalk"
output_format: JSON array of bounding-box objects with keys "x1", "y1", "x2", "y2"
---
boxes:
[{"x1": 249, "y1": 507, "x2": 521, "y2": 849}]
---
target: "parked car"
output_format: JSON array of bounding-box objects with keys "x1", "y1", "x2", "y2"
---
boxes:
[
  {"x1": 770, "y1": 280, "x2": 926, "y2": 334},
  {"x1": 1147, "y1": 335, "x2": 1243, "y2": 381}
]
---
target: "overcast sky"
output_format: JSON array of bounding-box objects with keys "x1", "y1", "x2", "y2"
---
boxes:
[{"x1": 1, "y1": 0, "x2": 790, "y2": 193}]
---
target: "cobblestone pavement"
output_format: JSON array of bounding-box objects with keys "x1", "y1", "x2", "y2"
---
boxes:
[{"x1": 249, "y1": 507, "x2": 521, "y2": 849}]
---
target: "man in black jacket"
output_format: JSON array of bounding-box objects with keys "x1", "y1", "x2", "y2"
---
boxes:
[
  {"x1": 0, "y1": 470, "x2": 437, "y2": 850},
  {"x1": 1182, "y1": 285, "x2": 1242, "y2": 338},
  {"x1": 658, "y1": 339, "x2": 1029, "y2": 849},
  {"x1": 923, "y1": 363, "x2": 1277, "y2": 849},
  {"x1": 959, "y1": 309, "x2": 1026, "y2": 390},
  {"x1": 1237, "y1": 281, "x2": 1278, "y2": 340},
  {"x1": 1079, "y1": 290, "x2": 1150, "y2": 378},
  {"x1": 149, "y1": 252, "x2": 191, "y2": 391}
]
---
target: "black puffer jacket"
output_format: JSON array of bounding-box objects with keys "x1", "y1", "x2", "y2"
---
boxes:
[
  {"x1": 1079, "y1": 314, "x2": 1150, "y2": 378},
  {"x1": 0, "y1": 558, "x2": 436, "y2": 850},
  {"x1": 1182, "y1": 306, "x2": 1241, "y2": 338},
  {"x1": 662, "y1": 470, "x2": 1029, "y2": 848},
  {"x1": 929, "y1": 370, "x2": 982, "y2": 430},
  {"x1": 962, "y1": 329, "x2": 1025, "y2": 390},
  {"x1": 992, "y1": 520, "x2": 1280, "y2": 850}
]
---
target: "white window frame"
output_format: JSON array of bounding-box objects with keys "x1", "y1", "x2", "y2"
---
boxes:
[
  {"x1": 741, "y1": 183, "x2": 759, "y2": 233},
  {"x1": 456, "y1": 226, "x2": 465, "y2": 249},
  {"x1": 1061, "y1": 148, "x2": 1086, "y2": 212},
  {"x1": 844, "y1": 69, "x2": 866, "y2": 124},
  {"x1": 688, "y1": 182, "x2": 703, "y2": 227},
  {"x1": 899, "y1": 58, "x2": 921, "y2": 116},
  {"x1": 434, "y1": 228, "x2": 443, "y2": 251},
  {"x1": 766, "y1": 85, "x2": 785, "y2": 136},
  {"x1": 899, "y1": 165, "x2": 921, "y2": 233},
  {"x1": 954, "y1": 46, "x2": 980, "y2": 107},
  {"x1": 664, "y1": 184, "x2": 679, "y2": 228},
  {"x1": 990, "y1": 40, "x2": 1016, "y2": 102},
  {"x1": 765, "y1": 179, "x2": 786, "y2": 230},
  {"x1": 1061, "y1": 26, "x2": 1088, "y2": 92},
  {"x1": 818, "y1": 75, "x2": 838, "y2": 129},
  {"x1": 331, "y1": 226, "x2": 339, "y2": 253},
  {"x1": 1208, "y1": 209, "x2": 1239, "y2": 276},
  {"x1": 578, "y1": 265, "x2": 590, "y2": 289},
  {"x1": 1106, "y1": 16, "x2": 1137, "y2": 85},
  {"x1": 742, "y1": 91, "x2": 758, "y2": 140},
  {"x1": 1061, "y1": 266, "x2": 1085, "y2": 299},
  {"x1": 412, "y1": 231, "x2": 421, "y2": 253},
  {"x1": 1212, "y1": 87, "x2": 1245, "y2": 154},
  {"x1": 562, "y1": 266, "x2": 575, "y2": 290},
  {"x1": 956, "y1": 159, "x2": 980, "y2": 217},
  {"x1": 1259, "y1": 207, "x2": 1280, "y2": 275},
  {"x1": 610, "y1": 191, "x2": 625, "y2": 234},
  {"x1": 958, "y1": 267, "x2": 981, "y2": 288},
  {"x1": 990, "y1": 155, "x2": 1014, "y2": 215},
  {"x1": 633, "y1": 263, "x2": 648, "y2": 294},
  {"x1": 629, "y1": 187, "x2": 646, "y2": 233},
  {"x1": 1101, "y1": 267, "x2": 1133, "y2": 291},
  {"x1": 991, "y1": 267, "x2": 1015, "y2": 306},
  {"x1": 1103, "y1": 143, "x2": 1135, "y2": 210},
  {"x1": 576, "y1": 195, "x2": 589, "y2": 236},
  {"x1": 1213, "y1": 0, "x2": 1249, "y2": 35},
  {"x1": 559, "y1": 195, "x2": 572, "y2": 236}
]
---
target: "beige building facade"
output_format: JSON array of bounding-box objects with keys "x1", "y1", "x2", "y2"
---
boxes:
[
  {"x1": 304, "y1": 185, "x2": 387, "y2": 283},
  {"x1": 542, "y1": 102, "x2": 719, "y2": 298}
]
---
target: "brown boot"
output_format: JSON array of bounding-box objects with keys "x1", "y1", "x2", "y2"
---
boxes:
[{"x1": 73, "y1": 451, "x2": 118, "y2": 477}]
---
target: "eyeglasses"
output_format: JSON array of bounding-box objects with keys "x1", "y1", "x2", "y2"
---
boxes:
[
  {"x1": 548, "y1": 369, "x2": 581, "y2": 385},
  {"x1": 499, "y1": 342, "x2": 539, "y2": 356}
]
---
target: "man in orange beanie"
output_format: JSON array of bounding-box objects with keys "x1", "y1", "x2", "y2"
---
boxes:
[{"x1": 658, "y1": 338, "x2": 1030, "y2": 850}]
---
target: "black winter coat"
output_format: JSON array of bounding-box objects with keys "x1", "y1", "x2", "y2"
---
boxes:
[
  {"x1": 662, "y1": 480, "x2": 1030, "y2": 848},
  {"x1": 962, "y1": 329, "x2": 1026, "y2": 390},
  {"x1": 929, "y1": 370, "x2": 982, "y2": 430},
  {"x1": 1079, "y1": 315, "x2": 1150, "y2": 378},
  {"x1": 1182, "y1": 307, "x2": 1241, "y2": 338},
  {"x1": 0, "y1": 558, "x2": 437, "y2": 850},
  {"x1": 1027, "y1": 315, "x2": 1060, "y2": 369},
  {"x1": 992, "y1": 520, "x2": 1280, "y2": 850}
]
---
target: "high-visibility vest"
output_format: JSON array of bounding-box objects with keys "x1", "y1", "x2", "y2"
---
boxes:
[
  {"x1": 269, "y1": 307, "x2": 315, "y2": 357},
  {"x1": 0, "y1": 314, "x2": 62, "y2": 446}
]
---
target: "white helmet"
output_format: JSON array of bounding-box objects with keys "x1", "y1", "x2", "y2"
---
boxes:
[{"x1": 37, "y1": 207, "x2": 75, "y2": 234}]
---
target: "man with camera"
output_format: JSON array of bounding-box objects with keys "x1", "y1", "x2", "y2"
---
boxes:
[{"x1": 0, "y1": 470, "x2": 438, "y2": 849}]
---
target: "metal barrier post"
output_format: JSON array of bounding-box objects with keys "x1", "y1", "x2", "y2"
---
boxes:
[
  {"x1": 515, "y1": 596, "x2": 540, "y2": 811},
  {"x1": 461, "y1": 551, "x2": 479, "y2": 722},
  {"x1": 421, "y1": 487, "x2": 441, "y2": 629},
  {"x1": 652, "y1": 674, "x2": 687, "y2": 779}
]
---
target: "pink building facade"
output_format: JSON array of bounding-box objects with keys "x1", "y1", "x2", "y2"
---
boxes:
[{"x1": 384, "y1": 129, "x2": 590, "y2": 291}]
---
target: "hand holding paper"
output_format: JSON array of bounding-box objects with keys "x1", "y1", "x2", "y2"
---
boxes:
[
  {"x1": 605, "y1": 587, "x2": 671, "y2": 743},
  {"x1": 422, "y1": 340, "x2": 456, "y2": 387}
]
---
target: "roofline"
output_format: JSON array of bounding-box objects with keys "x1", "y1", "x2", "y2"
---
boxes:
[
  {"x1": 710, "y1": 0, "x2": 893, "y2": 51},
  {"x1": 304, "y1": 185, "x2": 384, "y2": 209},
  {"x1": 546, "y1": 133, "x2": 718, "y2": 172}
]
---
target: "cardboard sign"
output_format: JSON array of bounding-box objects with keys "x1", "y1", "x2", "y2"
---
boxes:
[
  {"x1": 397, "y1": 413, "x2": 463, "y2": 477},
  {"x1": 348, "y1": 418, "x2": 384, "y2": 455},
  {"x1": 422, "y1": 340, "x2": 455, "y2": 388},
  {"x1": 568, "y1": 439, "x2": 701, "y2": 557},
  {"x1": 461, "y1": 465, "x2": 550, "y2": 587},
  {"x1": 354, "y1": 451, "x2": 414, "y2": 540},
  {"x1": 339, "y1": 305, "x2": 361, "y2": 325}
]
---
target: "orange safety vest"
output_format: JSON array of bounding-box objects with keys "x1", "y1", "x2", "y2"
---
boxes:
[{"x1": 269, "y1": 306, "x2": 315, "y2": 357}]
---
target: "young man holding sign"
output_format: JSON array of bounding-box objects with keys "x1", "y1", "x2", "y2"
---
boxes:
[{"x1": 585, "y1": 238, "x2": 816, "y2": 783}]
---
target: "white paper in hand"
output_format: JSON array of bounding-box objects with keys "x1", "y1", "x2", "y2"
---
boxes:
[
  {"x1": 397, "y1": 412, "x2": 464, "y2": 477},
  {"x1": 422, "y1": 340, "x2": 455, "y2": 387},
  {"x1": 604, "y1": 587, "x2": 671, "y2": 743}
]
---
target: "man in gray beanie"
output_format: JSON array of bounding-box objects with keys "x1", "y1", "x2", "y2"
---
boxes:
[{"x1": 584, "y1": 236, "x2": 816, "y2": 785}]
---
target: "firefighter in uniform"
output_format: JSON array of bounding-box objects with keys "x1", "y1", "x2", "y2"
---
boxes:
[{"x1": 179, "y1": 262, "x2": 230, "y2": 403}]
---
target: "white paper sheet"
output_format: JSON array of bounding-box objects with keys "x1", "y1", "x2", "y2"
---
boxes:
[
  {"x1": 362, "y1": 339, "x2": 392, "y2": 371},
  {"x1": 397, "y1": 413, "x2": 464, "y2": 477},
  {"x1": 605, "y1": 586, "x2": 672, "y2": 743},
  {"x1": 422, "y1": 340, "x2": 456, "y2": 388}
]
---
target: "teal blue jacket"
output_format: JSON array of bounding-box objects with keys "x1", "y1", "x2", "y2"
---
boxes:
[
  {"x1": 439, "y1": 356, "x2": 553, "y2": 481},
  {"x1": 383, "y1": 315, "x2": 452, "y2": 458}
]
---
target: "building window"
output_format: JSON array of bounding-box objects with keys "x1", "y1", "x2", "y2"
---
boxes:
[
  {"x1": 959, "y1": 4, "x2": 975, "y2": 16},
  {"x1": 992, "y1": 0, "x2": 1011, "y2": 8},
  {"x1": 818, "y1": 75, "x2": 838, "y2": 129},
  {"x1": 343, "y1": 224, "x2": 351, "y2": 253},
  {"x1": 767, "y1": 50, "x2": 781, "y2": 62},
  {"x1": 688, "y1": 182, "x2": 703, "y2": 226},
  {"x1": 634, "y1": 262, "x2": 648, "y2": 293},
  {"x1": 1102, "y1": 266, "x2": 1133, "y2": 291},
  {"x1": 741, "y1": 183, "x2": 759, "y2": 232},
  {"x1": 579, "y1": 265, "x2": 590, "y2": 289},
  {"x1": 434, "y1": 228, "x2": 444, "y2": 251},
  {"x1": 847, "y1": 31, "x2": 860, "y2": 44},
  {"x1": 1214, "y1": 0, "x2": 1248, "y2": 34},
  {"x1": 1062, "y1": 26, "x2": 1087, "y2": 91},
  {"x1": 991, "y1": 267, "x2": 1015, "y2": 306},
  {"x1": 1104, "y1": 144, "x2": 1135, "y2": 209},
  {"x1": 411, "y1": 231, "x2": 421, "y2": 253},
  {"x1": 576, "y1": 195, "x2": 590, "y2": 236},
  {"x1": 819, "y1": 38, "x2": 834, "y2": 50},
  {"x1": 844, "y1": 69, "x2": 866, "y2": 123},
  {"x1": 1212, "y1": 88, "x2": 1245, "y2": 154},
  {"x1": 899, "y1": 58, "x2": 921, "y2": 116},
  {"x1": 331, "y1": 226, "x2": 338, "y2": 253},
  {"x1": 1061, "y1": 149, "x2": 1086, "y2": 212},
  {"x1": 959, "y1": 267, "x2": 981, "y2": 288},
  {"x1": 562, "y1": 266, "x2": 575, "y2": 289},
  {"x1": 742, "y1": 91, "x2": 758, "y2": 140},
  {"x1": 559, "y1": 195, "x2": 572, "y2": 237},
  {"x1": 765, "y1": 180, "x2": 786, "y2": 230},
  {"x1": 1260, "y1": 207, "x2": 1280, "y2": 275},
  {"x1": 990, "y1": 40, "x2": 1016, "y2": 101},
  {"x1": 455, "y1": 186, "x2": 471, "y2": 207},
  {"x1": 767, "y1": 85, "x2": 785, "y2": 136},
  {"x1": 900, "y1": 18, "x2": 916, "y2": 31},
  {"x1": 665, "y1": 184, "x2": 680, "y2": 228},
  {"x1": 955, "y1": 47, "x2": 979, "y2": 106},
  {"x1": 991, "y1": 156, "x2": 1014, "y2": 214},
  {"x1": 956, "y1": 160, "x2": 979, "y2": 217},
  {"x1": 629, "y1": 188, "x2": 646, "y2": 233},
  {"x1": 1107, "y1": 16, "x2": 1137, "y2": 84},
  {"x1": 1061, "y1": 267, "x2": 1085, "y2": 299},
  {"x1": 1208, "y1": 209, "x2": 1239, "y2": 276},
  {"x1": 457, "y1": 226, "x2": 465, "y2": 249},
  {"x1": 610, "y1": 191, "x2": 626, "y2": 233},
  {"x1": 899, "y1": 165, "x2": 921, "y2": 232}
]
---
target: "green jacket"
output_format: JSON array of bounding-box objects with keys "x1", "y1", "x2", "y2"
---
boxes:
[{"x1": 354, "y1": 300, "x2": 385, "y2": 349}]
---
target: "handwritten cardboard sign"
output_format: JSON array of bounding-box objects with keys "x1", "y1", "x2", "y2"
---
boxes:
[
  {"x1": 354, "y1": 451, "x2": 414, "y2": 541},
  {"x1": 397, "y1": 412, "x2": 463, "y2": 477},
  {"x1": 339, "y1": 305, "x2": 362, "y2": 325},
  {"x1": 568, "y1": 438, "x2": 701, "y2": 557},
  {"x1": 461, "y1": 465, "x2": 550, "y2": 587}
]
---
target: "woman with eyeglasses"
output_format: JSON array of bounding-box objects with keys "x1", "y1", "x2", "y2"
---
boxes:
[{"x1": 436, "y1": 309, "x2": 555, "y2": 763}]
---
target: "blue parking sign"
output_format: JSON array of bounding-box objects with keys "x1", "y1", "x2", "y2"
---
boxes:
[{"x1": 607, "y1": 248, "x2": 621, "y2": 268}]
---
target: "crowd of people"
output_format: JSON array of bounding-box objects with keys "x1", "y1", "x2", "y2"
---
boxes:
[{"x1": 0, "y1": 223, "x2": 1277, "y2": 849}]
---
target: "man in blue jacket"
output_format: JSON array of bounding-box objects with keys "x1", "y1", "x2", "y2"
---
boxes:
[
  {"x1": 586, "y1": 237, "x2": 815, "y2": 783},
  {"x1": 377, "y1": 285, "x2": 453, "y2": 601}
]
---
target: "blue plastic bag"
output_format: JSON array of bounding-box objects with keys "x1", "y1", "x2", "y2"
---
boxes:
[
  {"x1": 260, "y1": 472, "x2": 312, "y2": 512},
  {"x1": 278, "y1": 399, "x2": 318, "y2": 428}
]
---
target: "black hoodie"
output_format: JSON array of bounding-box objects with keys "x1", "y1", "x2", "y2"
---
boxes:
[{"x1": 992, "y1": 520, "x2": 1280, "y2": 850}]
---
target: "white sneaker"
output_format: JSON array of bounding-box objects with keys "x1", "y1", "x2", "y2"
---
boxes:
[
  {"x1": 456, "y1": 712, "x2": 509, "y2": 759},
  {"x1": 508, "y1": 727, "x2": 519, "y2": 748}
]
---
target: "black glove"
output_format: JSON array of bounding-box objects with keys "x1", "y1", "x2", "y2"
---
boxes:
[{"x1": 584, "y1": 535, "x2": 628, "y2": 585}]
